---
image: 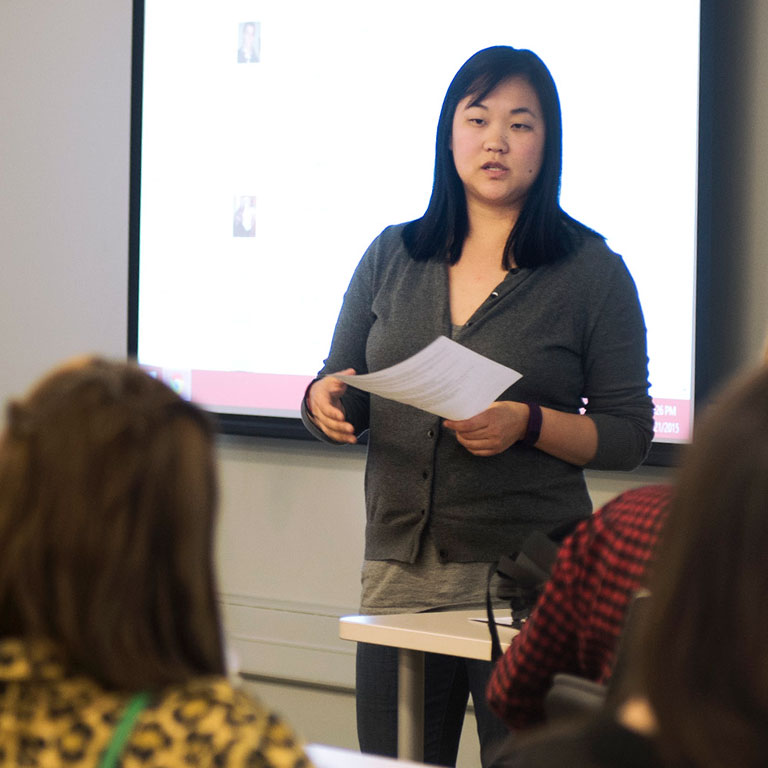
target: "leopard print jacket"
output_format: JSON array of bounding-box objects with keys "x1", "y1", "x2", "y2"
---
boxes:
[{"x1": 0, "y1": 638, "x2": 312, "y2": 768}]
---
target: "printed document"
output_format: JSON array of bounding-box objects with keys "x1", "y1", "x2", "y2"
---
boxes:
[{"x1": 332, "y1": 336, "x2": 521, "y2": 421}]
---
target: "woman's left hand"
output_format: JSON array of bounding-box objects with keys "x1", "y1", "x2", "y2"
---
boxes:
[{"x1": 444, "y1": 401, "x2": 529, "y2": 456}]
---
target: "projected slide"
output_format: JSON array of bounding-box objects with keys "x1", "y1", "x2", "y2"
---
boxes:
[{"x1": 135, "y1": 0, "x2": 700, "y2": 443}]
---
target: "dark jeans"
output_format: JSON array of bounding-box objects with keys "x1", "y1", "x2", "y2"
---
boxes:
[{"x1": 356, "y1": 641, "x2": 509, "y2": 768}]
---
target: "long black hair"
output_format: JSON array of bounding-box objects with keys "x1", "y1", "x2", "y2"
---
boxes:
[{"x1": 403, "y1": 46, "x2": 592, "y2": 269}]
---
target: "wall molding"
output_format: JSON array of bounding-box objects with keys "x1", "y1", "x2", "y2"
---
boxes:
[{"x1": 220, "y1": 593, "x2": 358, "y2": 689}]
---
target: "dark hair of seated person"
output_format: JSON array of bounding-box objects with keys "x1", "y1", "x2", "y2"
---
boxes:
[
  {"x1": 623, "y1": 364, "x2": 768, "y2": 768},
  {"x1": 0, "y1": 357, "x2": 225, "y2": 690}
]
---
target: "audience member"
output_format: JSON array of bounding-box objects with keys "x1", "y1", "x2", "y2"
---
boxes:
[
  {"x1": 501, "y1": 363, "x2": 768, "y2": 767},
  {"x1": 487, "y1": 484, "x2": 672, "y2": 730},
  {"x1": 0, "y1": 358, "x2": 311, "y2": 768}
]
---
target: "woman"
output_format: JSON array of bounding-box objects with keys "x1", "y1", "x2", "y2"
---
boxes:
[
  {"x1": 504, "y1": 363, "x2": 768, "y2": 768},
  {"x1": 303, "y1": 46, "x2": 653, "y2": 766},
  {"x1": 0, "y1": 358, "x2": 310, "y2": 768},
  {"x1": 237, "y1": 21, "x2": 259, "y2": 63}
]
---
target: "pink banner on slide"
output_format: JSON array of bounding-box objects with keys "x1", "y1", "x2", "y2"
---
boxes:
[
  {"x1": 142, "y1": 366, "x2": 313, "y2": 412},
  {"x1": 144, "y1": 365, "x2": 693, "y2": 442},
  {"x1": 652, "y1": 397, "x2": 691, "y2": 442},
  {"x1": 190, "y1": 370, "x2": 313, "y2": 411}
]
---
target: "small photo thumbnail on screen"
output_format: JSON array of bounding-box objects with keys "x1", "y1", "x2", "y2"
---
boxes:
[
  {"x1": 233, "y1": 195, "x2": 256, "y2": 237},
  {"x1": 237, "y1": 21, "x2": 261, "y2": 63}
]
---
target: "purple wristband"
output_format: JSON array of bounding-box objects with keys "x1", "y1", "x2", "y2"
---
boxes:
[{"x1": 519, "y1": 402, "x2": 542, "y2": 447}]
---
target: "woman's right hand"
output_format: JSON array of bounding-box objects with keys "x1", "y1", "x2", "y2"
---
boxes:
[{"x1": 306, "y1": 369, "x2": 358, "y2": 444}]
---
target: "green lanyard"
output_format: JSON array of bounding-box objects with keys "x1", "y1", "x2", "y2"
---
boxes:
[{"x1": 98, "y1": 691, "x2": 151, "y2": 768}]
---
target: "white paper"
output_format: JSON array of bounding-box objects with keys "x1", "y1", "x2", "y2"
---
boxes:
[
  {"x1": 332, "y1": 336, "x2": 522, "y2": 421},
  {"x1": 470, "y1": 615, "x2": 516, "y2": 626}
]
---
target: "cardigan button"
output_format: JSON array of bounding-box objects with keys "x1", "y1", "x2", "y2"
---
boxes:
[
  {"x1": 427, "y1": 429, "x2": 435, "y2": 439},
  {"x1": 422, "y1": 470, "x2": 429, "y2": 480}
]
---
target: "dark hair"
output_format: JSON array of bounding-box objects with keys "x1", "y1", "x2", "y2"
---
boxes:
[
  {"x1": 0, "y1": 358, "x2": 225, "y2": 690},
  {"x1": 630, "y1": 366, "x2": 768, "y2": 767},
  {"x1": 403, "y1": 45, "x2": 592, "y2": 269}
]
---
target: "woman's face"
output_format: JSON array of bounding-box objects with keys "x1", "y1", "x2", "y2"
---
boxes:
[{"x1": 450, "y1": 76, "x2": 545, "y2": 216}]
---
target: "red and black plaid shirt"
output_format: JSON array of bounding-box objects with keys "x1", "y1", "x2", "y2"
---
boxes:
[{"x1": 486, "y1": 484, "x2": 672, "y2": 730}]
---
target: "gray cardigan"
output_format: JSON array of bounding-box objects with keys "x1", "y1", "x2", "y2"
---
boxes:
[{"x1": 303, "y1": 224, "x2": 653, "y2": 563}]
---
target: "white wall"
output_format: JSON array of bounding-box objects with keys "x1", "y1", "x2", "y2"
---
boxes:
[
  {"x1": 2, "y1": 0, "x2": 768, "y2": 759},
  {"x1": 0, "y1": 0, "x2": 131, "y2": 397}
]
